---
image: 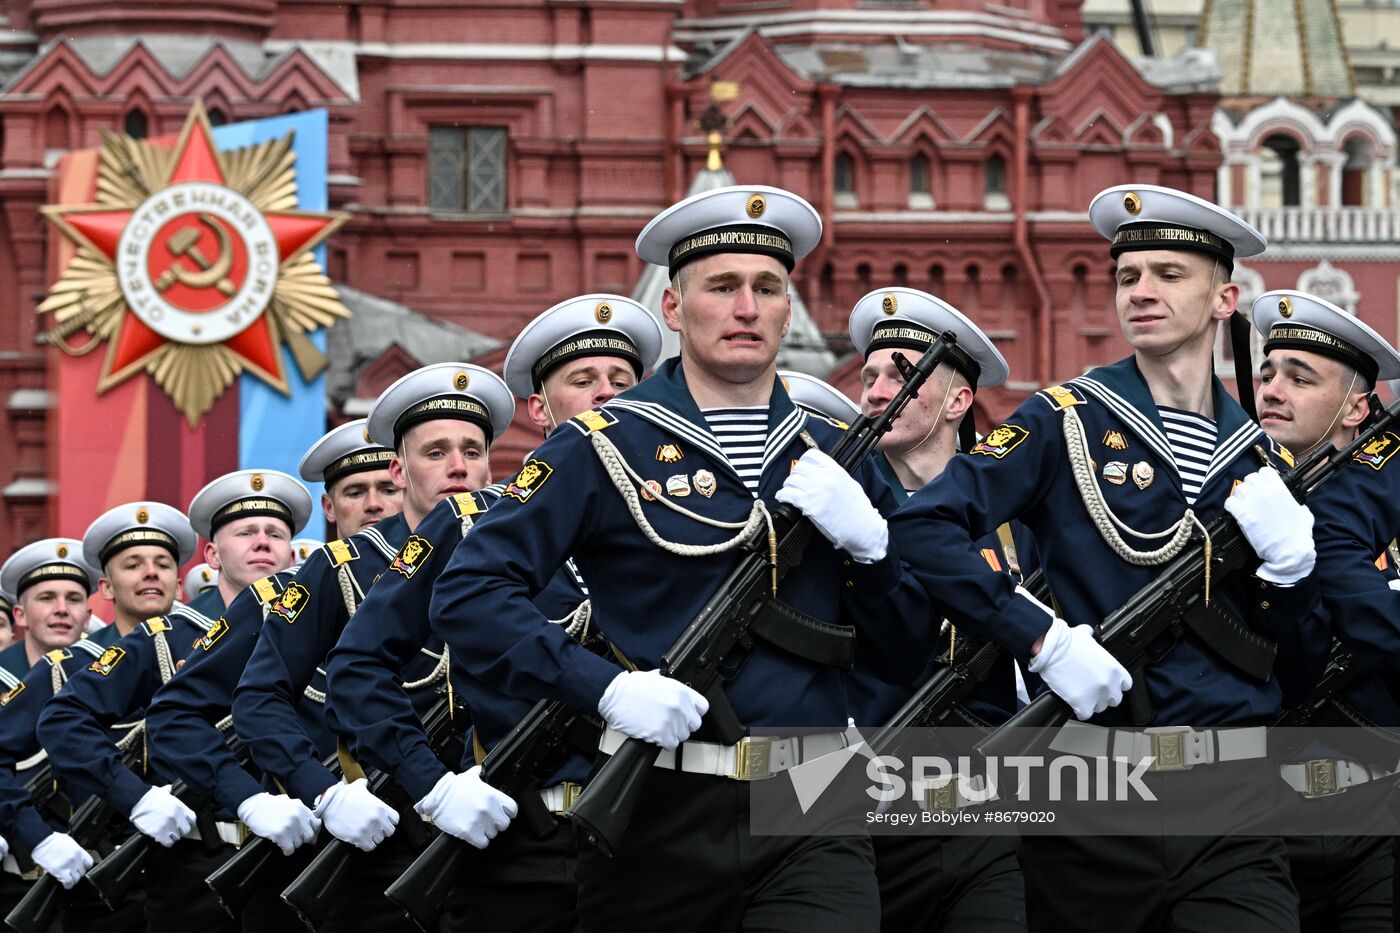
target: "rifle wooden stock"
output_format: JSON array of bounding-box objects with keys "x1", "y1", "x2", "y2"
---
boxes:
[
  {"x1": 568, "y1": 336, "x2": 959, "y2": 857},
  {"x1": 975, "y1": 399, "x2": 1400, "y2": 761}
]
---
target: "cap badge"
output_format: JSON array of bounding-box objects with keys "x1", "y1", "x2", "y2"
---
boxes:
[
  {"x1": 363, "y1": 427, "x2": 372, "y2": 443},
  {"x1": 453, "y1": 370, "x2": 471, "y2": 391},
  {"x1": 136, "y1": 507, "x2": 150, "y2": 524},
  {"x1": 1279, "y1": 296, "x2": 1294, "y2": 318},
  {"x1": 595, "y1": 301, "x2": 614, "y2": 324},
  {"x1": 1123, "y1": 192, "x2": 1143, "y2": 215},
  {"x1": 250, "y1": 473, "x2": 265, "y2": 492},
  {"x1": 881, "y1": 294, "x2": 898, "y2": 315},
  {"x1": 56, "y1": 544, "x2": 68, "y2": 558},
  {"x1": 746, "y1": 193, "x2": 767, "y2": 218},
  {"x1": 201, "y1": 568, "x2": 212, "y2": 582}
]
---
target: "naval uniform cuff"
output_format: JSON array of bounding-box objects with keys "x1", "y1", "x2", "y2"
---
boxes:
[
  {"x1": 397, "y1": 745, "x2": 450, "y2": 804},
  {"x1": 564, "y1": 651, "x2": 624, "y2": 714},
  {"x1": 214, "y1": 766, "x2": 266, "y2": 817},
  {"x1": 1001, "y1": 597, "x2": 1054, "y2": 667},
  {"x1": 108, "y1": 767, "x2": 151, "y2": 817},
  {"x1": 285, "y1": 759, "x2": 338, "y2": 807},
  {"x1": 13, "y1": 807, "x2": 54, "y2": 854}
]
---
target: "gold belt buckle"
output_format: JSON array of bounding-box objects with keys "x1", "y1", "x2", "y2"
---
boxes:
[
  {"x1": 1147, "y1": 729, "x2": 1191, "y2": 772},
  {"x1": 1303, "y1": 759, "x2": 1343, "y2": 798},
  {"x1": 560, "y1": 781, "x2": 583, "y2": 811},
  {"x1": 921, "y1": 780, "x2": 958, "y2": 812},
  {"x1": 733, "y1": 737, "x2": 775, "y2": 781}
]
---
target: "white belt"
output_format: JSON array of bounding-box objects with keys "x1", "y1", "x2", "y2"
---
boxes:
[
  {"x1": 1048, "y1": 723, "x2": 1267, "y2": 772},
  {"x1": 917, "y1": 773, "x2": 997, "y2": 811},
  {"x1": 598, "y1": 728, "x2": 850, "y2": 781},
  {"x1": 185, "y1": 820, "x2": 248, "y2": 848},
  {"x1": 538, "y1": 782, "x2": 583, "y2": 815},
  {"x1": 1280, "y1": 758, "x2": 1399, "y2": 799}
]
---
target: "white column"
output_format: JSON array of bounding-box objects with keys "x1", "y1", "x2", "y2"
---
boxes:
[{"x1": 1299, "y1": 153, "x2": 1317, "y2": 208}]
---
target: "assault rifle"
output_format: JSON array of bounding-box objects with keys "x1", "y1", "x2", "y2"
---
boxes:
[
  {"x1": 279, "y1": 695, "x2": 459, "y2": 931},
  {"x1": 976, "y1": 397, "x2": 1400, "y2": 760},
  {"x1": 868, "y1": 568, "x2": 1050, "y2": 753},
  {"x1": 87, "y1": 727, "x2": 248, "y2": 910},
  {"x1": 5, "y1": 792, "x2": 120, "y2": 933},
  {"x1": 384, "y1": 697, "x2": 603, "y2": 931},
  {"x1": 566, "y1": 334, "x2": 959, "y2": 857}
]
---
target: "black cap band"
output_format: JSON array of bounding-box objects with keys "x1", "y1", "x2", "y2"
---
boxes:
[
  {"x1": 1110, "y1": 222, "x2": 1235, "y2": 271},
  {"x1": 867, "y1": 321, "x2": 982, "y2": 389},
  {"x1": 1265, "y1": 324, "x2": 1380, "y2": 386},
  {"x1": 668, "y1": 224, "x2": 794, "y2": 276},
  {"x1": 531, "y1": 331, "x2": 643, "y2": 392},
  {"x1": 99, "y1": 529, "x2": 180, "y2": 567},
  {"x1": 16, "y1": 563, "x2": 90, "y2": 596},
  {"x1": 210, "y1": 498, "x2": 295, "y2": 536},
  {"x1": 393, "y1": 396, "x2": 494, "y2": 448},
  {"x1": 323, "y1": 449, "x2": 395, "y2": 488}
]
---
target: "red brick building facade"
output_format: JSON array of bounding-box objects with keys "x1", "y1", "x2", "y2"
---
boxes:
[{"x1": 0, "y1": 0, "x2": 1226, "y2": 550}]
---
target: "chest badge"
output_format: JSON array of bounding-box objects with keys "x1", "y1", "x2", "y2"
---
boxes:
[
  {"x1": 641, "y1": 480, "x2": 663, "y2": 502},
  {"x1": 656, "y1": 444, "x2": 684, "y2": 464},
  {"x1": 1132, "y1": 461, "x2": 1155, "y2": 490},
  {"x1": 694, "y1": 469, "x2": 717, "y2": 498},
  {"x1": 666, "y1": 475, "x2": 691, "y2": 497},
  {"x1": 1103, "y1": 461, "x2": 1128, "y2": 486},
  {"x1": 1102, "y1": 430, "x2": 1129, "y2": 452}
]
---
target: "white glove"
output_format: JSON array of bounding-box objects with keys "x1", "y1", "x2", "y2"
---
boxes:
[
  {"x1": 1389, "y1": 579, "x2": 1400, "y2": 592},
  {"x1": 31, "y1": 832, "x2": 93, "y2": 889},
  {"x1": 237, "y1": 792, "x2": 321, "y2": 856},
  {"x1": 315, "y1": 779, "x2": 399, "y2": 852},
  {"x1": 1021, "y1": 585, "x2": 1132, "y2": 721},
  {"x1": 414, "y1": 767, "x2": 516, "y2": 848},
  {"x1": 1225, "y1": 467, "x2": 1315, "y2": 585},
  {"x1": 129, "y1": 784, "x2": 196, "y2": 847},
  {"x1": 775, "y1": 449, "x2": 888, "y2": 563},
  {"x1": 0, "y1": 834, "x2": 8, "y2": 862},
  {"x1": 597, "y1": 669, "x2": 708, "y2": 750}
]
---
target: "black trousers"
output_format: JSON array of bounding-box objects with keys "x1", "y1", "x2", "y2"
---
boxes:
[
  {"x1": 320, "y1": 824, "x2": 434, "y2": 933},
  {"x1": 575, "y1": 767, "x2": 878, "y2": 933},
  {"x1": 1020, "y1": 834, "x2": 1297, "y2": 933},
  {"x1": 873, "y1": 832, "x2": 1025, "y2": 932},
  {"x1": 143, "y1": 837, "x2": 239, "y2": 933},
  {"x1": 441, "y1": 815, "x2": 576, "y2": 933},
  {"x1": 1287, "y1": 834, "x2": 1392, "y2": 933}
]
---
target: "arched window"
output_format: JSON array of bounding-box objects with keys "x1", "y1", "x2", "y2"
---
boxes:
[
  {"x1": 44, "y1": 106, "x2": 69, "y2": 152},
  {"x1": 123, "y1": 110, "x2": 148, "y2": 140},
  {"x1": 1342, "y1": 136, "x2": 1372, "y2": 207},
  {"x1": 985, "y1": 153, "x2": 1008, "y2": 209},
  {"x1": 1258, "y1": 134, "x2": 1301, "y2": 207},
  {"x1": 835, "y1": 152, "x2": 857, "y2": 208},
  {"x1": 893, "y1": 262, "x2": 909, "y2": 286},
  {"x1": 207, "y1": 107, "x2": 229, "y2": 127},
  {"x1": 909, "y1": 152, "x2": 933, "y2": 208}
]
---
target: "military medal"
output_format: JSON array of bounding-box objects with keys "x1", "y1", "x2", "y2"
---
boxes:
[
  {"x1": 1102, "y1": 430, "x2": 1129, "y2": 452},
  {"x1": 694, "y1": 469, "x2": 717, "y2": 498},
  {"x1": 1132, "y1": 461, "x2": 1154, "y2": 489},
  {"x1": 1103, "y1": 461, "x2": 1128, "y2": 486},
  {"x1": 656, "y1": 444, "x2": 684, "y2": 464},
  {"x1": 666, "y1": 474, "x2": 691, "y2": 497}
]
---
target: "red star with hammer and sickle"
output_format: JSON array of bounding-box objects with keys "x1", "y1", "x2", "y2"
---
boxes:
[{"x1": 46, "y1": 107, "x2": 339, "y2": 386}]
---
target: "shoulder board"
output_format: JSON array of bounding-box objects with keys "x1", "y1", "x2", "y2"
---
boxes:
[
  {"x1": 44, "y1": 648, "x2": 71, "y2": 666},
  {"x1": 253, "y1": 575, "x2": 284, "y2": 605},
  {"x1": 1271, "y1": 440, "x2": 1295, "y2": 469},
  {"x1": 326, "y1": 538, "x2": 359, "y2": 566},
  {"x1": 70, "y1": 639, "x2": 105, "y2": 659},
  {"x1": 448, "y1": 491, "x2": 490, "y2": 518},
  {"x1": 142, "y1": 616, "x2": 172, "y2": 636},
  {"x1": 1036, "y1": 384, "x2": 1087, "y2": 411},
  {"x1": 565, "y1": 407, "x2": 619, "y2": 436},
  {"x1": 1354, "y1": 431, "x2": 1400, "y2": 472}
]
